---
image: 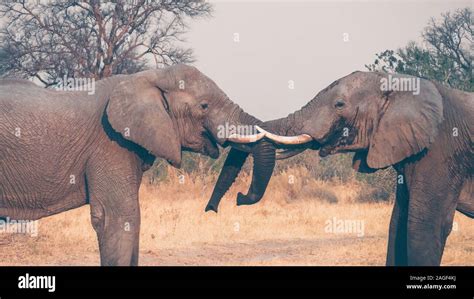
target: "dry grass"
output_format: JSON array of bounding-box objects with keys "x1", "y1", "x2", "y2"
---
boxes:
[{"x1": 0, "y1": 166, "x2": 472, "y2": 266}]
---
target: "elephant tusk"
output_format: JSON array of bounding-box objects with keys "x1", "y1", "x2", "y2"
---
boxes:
[
  {"x1": 227, "y1": 131, "x2": 266, "y2": 143},
  {"x1": 276, "y1": 148, "x2": 307, "y2": 160},
  {"x1": 255, "y1": 125, "x2": 313, "y2": 145}
]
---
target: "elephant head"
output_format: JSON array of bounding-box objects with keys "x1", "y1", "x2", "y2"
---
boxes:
[
  {"x1": 207, "y1": 71, "x2": 444, "y2": 210},
  {"x1": 105, "y1": 64, "x2": 275, "y2": 203}
]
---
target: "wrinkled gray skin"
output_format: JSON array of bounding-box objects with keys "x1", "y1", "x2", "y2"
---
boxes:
[
  {"x1": 212, "y1": 71, "x2": 473, "y2": 266},
  {"x1": 0, "y1": 64, "x2": 275, "y2": 266}
]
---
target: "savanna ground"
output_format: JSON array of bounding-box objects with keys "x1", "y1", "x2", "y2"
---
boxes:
[{"x1": 0, "y1": 153, "x2": 473, "y2": 266}]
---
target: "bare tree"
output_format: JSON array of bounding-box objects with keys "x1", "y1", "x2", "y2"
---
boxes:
[
  {"x1": 422, "y1": 8, "x2": 472, "y2": 85},
  {"x1": 0, "y1": 0, "x2": 211, "y2": 86}
]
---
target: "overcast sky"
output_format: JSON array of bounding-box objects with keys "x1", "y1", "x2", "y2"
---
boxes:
[{"x1": 185, "y1": 0, "x2": 471, "y2": 120}]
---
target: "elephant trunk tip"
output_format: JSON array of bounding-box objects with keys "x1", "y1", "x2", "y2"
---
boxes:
[
  {"x1": 204, "y1": 204, "x2": 218, "y2": 213},
  {"x1": 236, "y1": 192, "x2": 263, "y2": 206}
]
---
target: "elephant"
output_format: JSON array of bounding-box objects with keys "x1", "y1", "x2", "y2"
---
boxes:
[
  {"x1": 0, "y1": 64, "x2": 275, "y2": 266},
  {"x1": 207, "y1": 71, "x2": 473, "y2": 266}
]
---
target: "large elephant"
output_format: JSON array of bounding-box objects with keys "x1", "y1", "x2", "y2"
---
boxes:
[
  {"x1": 208, "y1": 71, "x2": 473, "y2": 266},
  {"x1": 0, "y1": 64, "x2": 275, "y2": 266}
]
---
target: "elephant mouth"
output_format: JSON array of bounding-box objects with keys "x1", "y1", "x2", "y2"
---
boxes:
[
  {"x1": 318, "y1": 121, "x2": 359, "y2": 157},
  {"x1": 319, "y1": 132, "x2": 356, "y2": 157},
  {"x1": 182, "y1": 130, "x2": 220, "y2": 159},
  {"x1": 201, "y1": 130, "x2": 220, "y2": 159},
  {"x1": 319, "y1": 137, "x2": 365, "y2": 157},
  {"x1": 319, "y1": 141, "x2": 345, "y2": 157}
]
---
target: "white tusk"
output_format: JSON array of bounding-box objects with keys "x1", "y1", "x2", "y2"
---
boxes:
[
  {"x1": 255, "y1": 125, "x2": 313, "y2": 145},
  {"x1": 227, "y1": 131, "x2": 266, "y2": 143}
]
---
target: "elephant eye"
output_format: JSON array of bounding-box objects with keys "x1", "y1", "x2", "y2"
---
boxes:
[
  {"x1": 334, "y1": 99, "x2": 345, "y2": 109},
  {"x1": 200, "y1": 102, "x2": 209, "y2": 110}
]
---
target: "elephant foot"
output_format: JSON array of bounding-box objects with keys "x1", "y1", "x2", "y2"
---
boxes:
[{"x1": 236, "y1": 192, "x2": 262, "y2": 206}]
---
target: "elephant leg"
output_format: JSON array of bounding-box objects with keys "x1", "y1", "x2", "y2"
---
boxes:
[
  {"x1": 456, "y1": 179, "x2": 474, "y2": 218},
  {"x1": 386, "y1": 177, "x2": 408, "y2": 266},
  {"x1": 406, "y1": 171, "x2": 461, "y2": 266},
  {"x1": 91, "y1": 203, "x2": 141, "y2": 266},
  {"x1": 130, "y1": 222, "x2": 140, "y2": 266},
  {"x1": 86, "y1": 160, "x2": 142, "y2": 266}
]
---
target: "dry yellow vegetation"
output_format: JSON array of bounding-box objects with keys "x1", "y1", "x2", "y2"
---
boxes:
[{"x1": 0, "y1": 166, "x2": 472, "y2": 266}]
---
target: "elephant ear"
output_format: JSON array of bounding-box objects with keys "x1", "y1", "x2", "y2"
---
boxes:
[
  {"x1": 367, "y1": 79, "x2": 443, "y2": 169},
  {"x1": 106, "y1": 72, "x2": 182, "y2": 167}
]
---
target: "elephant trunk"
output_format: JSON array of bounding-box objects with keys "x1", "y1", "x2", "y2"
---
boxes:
[
  {"x1": 205, "y1": 138, "x2": 276, "y2": 212},
  {"x1": 205, "y1": 102, "x2": 314, "y2": 212},
  {"x1": 205, "y1": 148, "x2": 248, "y2": 212},
  {"x1": 205, "y1": 97, "x2": 276, "y2": 212},
  {"x1": 264, "y1": 109, "x2": 306, "y2": 137},
  {"x1": 231, "y1": 115, "x2": 302, "y2": 206},
  {"x1": 236, "y1": 138, "x2": 275, "y2": 206}
]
